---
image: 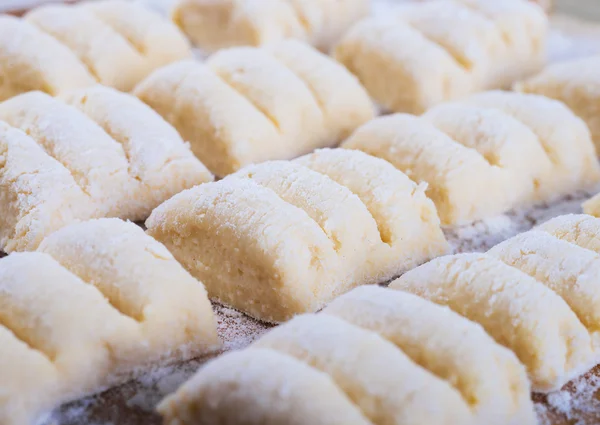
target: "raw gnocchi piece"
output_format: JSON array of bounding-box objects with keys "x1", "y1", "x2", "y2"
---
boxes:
[
  {"x1": 37, "y1": 218, "x2": 219, "y2": 363},
  {"x1": 464, "y1": 91, "x2": 600, "y2": 195},
  {"x1": 342, "y1": 114, "x2": 523, "y2": 225},
  {"x1": 252, "y1": 314, "x2": 472, "y2": 425},
  {"x1": 0, "y1": 89, "x2": 211, "y2": 242},
  {"x1": 516, "y1": 56, "x2": 600, "y2": 151},
  {"x1": 295, "y1": 148, "x2": 448, "y2": 278},
  {"x1": 61, "y1": 85, "x2": 213, "y2": 218},
  {"x1": 390, "y1": 253, "x2": 595, "y2": 392},
  {"x1": 135, "y1": 41, "x2": 374, "y2": 177},
  {"x1": 488, "y1": 230, "x2": 600, "y2": 350},
  {"x1": 0, "y1": 122, "x2": 95, "y2": 253},
  {"x1": 343, "y1": 91, "x2": 600, "y2": 224},
  {"x1": 0, "y1": 221, "x2": 218, "y2": 424},
  {"x1": 323, "y1": 285, "x2": 536, "y2": 425},
  {"x1": 146, "y1": 153, "x2": 447, "y2": 322},
  {"x1": 159, "y1": 348, "x2": 371, "y2": 425},
  {"x1": 0, "y1": 15, "x2": 95, "y2": 102},
  {"x1": 538, "y1": 214, "x2": 600, "y2": 254},
  {"x1": 335, "y1": 0, "x2": 547, "y2": 113},
  {"x1": 171, "y1": 0, "x2": 370, "y2": 53},
  {"x1": 0, "y1": 1, "x2": 190, "y2": 99}
]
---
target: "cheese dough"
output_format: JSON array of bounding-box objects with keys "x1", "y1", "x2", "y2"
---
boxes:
[
  {"x1": 171, "y1": 0, "x2": 370, "y2": 53},
  {"x1": 538, "y1": 214, "x2": 600, "y2": 254},
  {"x1": 159, "y1": 348, "x2": 371, "y2": 425},
  {"x1": 391, "y1": 253, "x2": 595, "y2": 392},
  {"x1": 25, "y1": 0, "x2": 191, "y2": 92},
  {"x1": 0, "y1": 122, "x2": 95, "y2": 253},
  {"x1": 0, "y1": 16, "x2": 95, "y2": 102},
  {"x1": 62, "y1": 85, "x2": 213, "y2": 219},
  {"x1": 0, "y1": 221, "x2": 217, "y2": 424},
  {"x1": 37, "y1": 218, "x2": 219, "y2": 364},
  {"x1": 335, "y1": 0, "x2": 546, "y2": 113},
  {"x1": 343, "y1": 91, "x2": 600, "y2": 224},
  {"x1": 323, "y1": 286, "x2": 535, "y2": 425},
  {"x1": 146, "y1": 153, "x2": 447, "y2": 322},
  {"x1": 252, "y1": 314, "x2": 472, "y2": 425},
  {"x1": 516, "y1": 56, "x2": 600, "y2": 151},
  {"x1": 135, "y1": 40, "x2": 374, "y2": 177},
  {"x1": 489, "y1": 230, "x2": 600, "y2": 351},
  {"x1": 0, "y1": 89, "x2": 211, "y2": 242}
]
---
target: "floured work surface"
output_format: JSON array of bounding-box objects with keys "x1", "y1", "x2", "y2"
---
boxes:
[{"x1": 0, "y1": 2, "x2": 597, "y2": 425}]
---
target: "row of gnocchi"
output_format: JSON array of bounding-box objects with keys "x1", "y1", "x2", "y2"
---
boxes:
[
  {"x1": 160, "y1": 213, "x2": 600, "y2": 425},
  {"x1": 3, "y1": 83, "x2": 600, "y2": 255},
  {"x1": 7, "y1": 211, "x2": 600, "y2": 424}
]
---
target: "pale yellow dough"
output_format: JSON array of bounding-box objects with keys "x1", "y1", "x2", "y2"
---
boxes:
[
  {"x1": 343, "y1": 91, "x2": 600, "y2": 225},
  {"x1": 171, "y1": 0, "x2": 370, "y2": 53},
  {"x1": 135, "y1": 40, "x2": 374, "y2": 177},
  {"x1": 391, "y1": 253, "x2": 595, "y2": 392},
  {"x1": 146, "y1": 149, "x2": 447, "y2": 322},
  {"x1": 0, "y1": 15, "x2": 95, "y2": 102},
  {"x1": 538, "y1": 214, "x2": 600, "y2": 254},
  {"x1": 0, "y1": 88, "x2": 211, "y2": 249},
  {"x1": 323, "y1": 286, "x2": 535, "y2": 425},
  {"x1": 0, "y1": 122, "x2": 95, "y2": 253},
  {"x1": 335, "y1": 0, "x2": 547, "y2": 113},
  {"x1": 0, "y1": 219, "x2": 217, "y2": 424},
  {"x1": 516, "y1": 56, "x2": 600, "y2": 151},
  {"x1": 0, "y1": 0, "x2": 190, "y2": 99},
  {"x1": 159, "y1": 348, "x2": 372, "y2": 425},
  {"x1": 253, "y1": 314, "x2": 472, "y2": 425}
]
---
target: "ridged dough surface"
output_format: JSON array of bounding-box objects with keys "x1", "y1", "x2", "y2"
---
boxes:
[
  {"x1": 335, "y1": 0, "x2": 547, "y2": 113},
  {"x1": 0, "y1": 219, "x2": 218, "y2": 424},
  {"x1": 0, "y1": 16, "x2": 95, "y2": 102},
  {"x1": 171, "y1": 0, "x2": 369, "y2": 52},
  {"x1": 517, "y1": 56, "x2": 600, "y2": 151},
  {"x1": 134, "y1": 41, "x2": 374, "y2": 177},
  {"x1": 158, "y1": 348, "x2": 372, "y2": 425},
  {"x1": 538, "y1": 214, "x2": 600, "y2": 254},
  {"x1": 343, "y1": 91, "x2": 600, "y2": 224},
  {"x1": 146, "y1": 151, "x2": 447, "y2": 322},
  {"x1": 0, "y1": 122, "x2": 95, "y2": 252},
  {"x1": 323, "y1": 285, "x2": 536, "y2": 425},
  {"x1": 252, "y1": 314, "x2": 472, "y2": 425},
  {"x1": 391, "y1": 253, "x2": 595, "y2": 392}
]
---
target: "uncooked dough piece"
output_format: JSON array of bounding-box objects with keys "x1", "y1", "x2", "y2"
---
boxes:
[
  {"x1": 171, "y1": 0, "x2": 369, "y2": 53},
  {"x1": 25, "y1": 1, "x2": 192, "y2": 92},
  {"x1": 423, "y1": 102, "x2": 553, "y2": 197},
  {"x1": 62, "y1": 85, "x2": 214, "y2": 219},
  {"x1": 465, "y1": 91, "x2": 600, "y2": 196},
  {"x1": 323, "y1": 286, "x2": 535, "y2": 425},
  {"x1": 489, "y1": 230, "x2": 600, "y2": 350},
  {"x1": 390, "y1": 253, "x2": 595, "y2": 392},
  {"x1": 0, "y1": 225, "x2": 219, "y2": 424},
  {"x1": 0, "y1": 15, "x2": 95, "y2": 102},
  {"x1": 0, "y1": 122, "x2": 95, "y2": 253},
  {"x1": 82, "y1": 0, "x2": 192, "y2": 72},
  {"x1": 146, "y1": 177, "x2": 339, "y2": 323},
  {"x1": 335, "y1": 0, "x2": 547, "y2": 113},
  {"x1": 294, "y1": 148, "x2": 449, "y2": 279},
  {"x1": 252, "y1": 314, "x2": 472, "y2": 425},
  {"x1": 158, "y1": 348, "x2": 371, "y2": 425},
  {"x1": 0, "y1": 325, "x2": 59, "y2": 425},
  {"x1": 516, "y1": 56, "x2": 600, "y2": 150},
  {"x1": 147, "y1": 156, "x2": 447, "y2": 322},
  {"x1": 0, "y1": 252, "x2": 140, "y2": 399},
  {"x1": 0, "y1": 91, "x2": 133, "y2": 218},
  {"x1": 342, "y1": 113, "x2": 525, "y2": 225},
  {"x1": 538, "y1": 214, "x2": 600, "y2": 254},
  {"x1": 38, "y1": 218, "x2": 219, "y2": 364},
  {"x1": 135, "y1": 41, "x2": 374, "y2": 177}
]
